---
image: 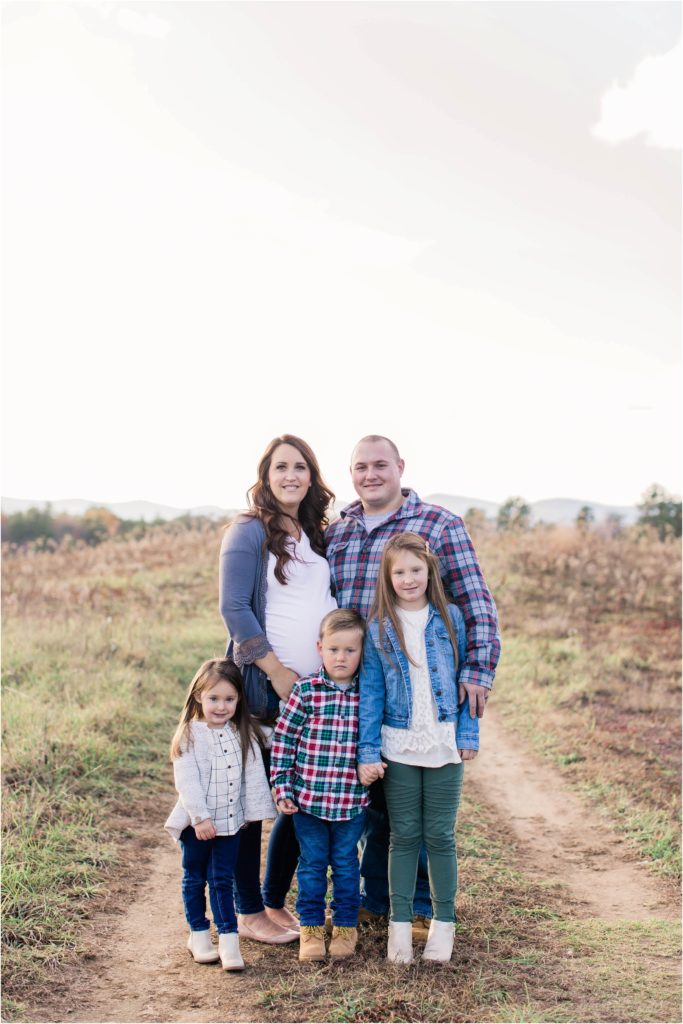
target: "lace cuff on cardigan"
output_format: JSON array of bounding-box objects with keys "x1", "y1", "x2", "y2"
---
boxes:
[{"x1": 232, "y1": 632, "x2": 272, "y2": 667}]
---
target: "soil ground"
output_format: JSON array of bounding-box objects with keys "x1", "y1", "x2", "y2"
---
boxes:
[{"x1": 23, "y1": 710, "x2": 679, "y2": 1024}]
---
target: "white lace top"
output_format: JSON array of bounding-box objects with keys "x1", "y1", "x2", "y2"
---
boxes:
[{"x1": 381, "y1": 605, "x2": 462, "y2": 768}]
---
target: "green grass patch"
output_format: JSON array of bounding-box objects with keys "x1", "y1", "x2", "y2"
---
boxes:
[
  {"x1": 1, "y1": 563, "x2": 226, "y2": 1015},
  {"x1": 493, "y1": 632, "x2": 681, "y2": 878},
  {"x1": 2, "y1": 526, "x2": 680, "y2": 1022}
]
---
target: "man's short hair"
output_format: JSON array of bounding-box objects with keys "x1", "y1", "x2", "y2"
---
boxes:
[
  {"x1": 352, "y1": 435, "x2": 401, "y2": 462},
  {"x1": 319, "y1": 608, "x2": 366, "y2": 639}
]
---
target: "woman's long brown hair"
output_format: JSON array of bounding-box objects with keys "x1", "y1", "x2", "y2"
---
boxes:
[
  {"x1": 369, "y1": 532, "x2": 460, "y2": 669},
  {"x1": 246, "y1": 434, "x2": 335, "y2": 584},
  {"x1": 170, "y1": 659, "x2": 265, "y2": 763}
]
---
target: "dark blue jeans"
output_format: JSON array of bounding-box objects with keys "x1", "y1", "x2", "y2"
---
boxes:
[
  {"x1": 360, "y1": 779, "x2": 432, "y2": 917},
  {"x1": 233, "y1": 749, "x2": 300, "y2": 914},
  {"x1": 293, "y1": 810, "x2": 365, "y2": 927},
  {"x1": 179, "y1": 826, "x2": 241, "y2": 934}
]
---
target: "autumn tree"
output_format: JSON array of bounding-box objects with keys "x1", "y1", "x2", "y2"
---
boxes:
[
  {"x1": 576, "y1": 505, "x2": 595, "y2": 531},
  {"x1": 637, "y1": 484, "x2": 682, "y2": 541},
  {"x1": 464, "y1": 507, "x2": 489, "y2": 533},
  {"x1": 497, "y1": 497, "x2": 531, "y2": 532}
]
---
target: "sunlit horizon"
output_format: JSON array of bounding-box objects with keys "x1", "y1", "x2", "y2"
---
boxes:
[{"x1": 2, "y1": 3, "x2": 680, "y2": 513}]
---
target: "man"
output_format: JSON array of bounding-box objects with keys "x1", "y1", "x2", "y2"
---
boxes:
[{"x1": 326, "y1": 435, "x2": 500, "y2": 936}]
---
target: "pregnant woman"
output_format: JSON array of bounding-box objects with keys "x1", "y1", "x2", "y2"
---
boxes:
[{"x1": 219, "y1": 434, "x2": 337, "y2": 943}]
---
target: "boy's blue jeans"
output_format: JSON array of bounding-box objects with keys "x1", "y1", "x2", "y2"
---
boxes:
[
  {"x1": 293, "y1": 809, "x2": 365, "y2": 927},
  {"x1": 179, "y1": 826, "x2": 241, "y2": 934},
  {"x1": 360, "y1": 779, "x2": 432, "y2": 917}
]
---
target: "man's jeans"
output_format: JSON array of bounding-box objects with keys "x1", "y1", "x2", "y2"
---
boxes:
[
  {"x1": 293, "y1": 809, "x2": 366, "y2": 927},
  {"x1": 360, "y1": 779, "x2": 432, "y2": 917},
  {"x1": 233, "y1": 749, "x2": 299, "y2": 914},
  {"x1": 179, "y1": 826, "x2": 241, "y2": 934}
]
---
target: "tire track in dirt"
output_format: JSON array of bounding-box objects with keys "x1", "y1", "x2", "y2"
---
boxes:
[
  {"x1": 37, "y1": 711, "x2": 676, "y2": 1023},
  {"x1": 470, "y1": 709, "x2": 676, "y2": 921}
]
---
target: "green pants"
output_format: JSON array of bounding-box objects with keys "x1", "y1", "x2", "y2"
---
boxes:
[{"x1": 383, "y1": 759, "x2": 464, "y2": 923}]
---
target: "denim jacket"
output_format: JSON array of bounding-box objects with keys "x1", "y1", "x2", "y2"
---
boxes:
[{"x1": 357, "y1": 603, "x2": 480, "y2": 764}]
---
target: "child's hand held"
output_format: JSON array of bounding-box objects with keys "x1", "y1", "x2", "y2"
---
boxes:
[
  {"x1": 194, "y1": 818, "x2": 217, "y2": 840},
  {"x1": 357, "y1": 762, "x2": 386, "y2": 786},
  {"x1": 277, "y1": 798, "x2": 298, "y2": 815}
]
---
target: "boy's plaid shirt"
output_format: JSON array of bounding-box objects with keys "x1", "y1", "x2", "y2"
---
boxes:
[
  {"x1": 325, "y1": 489, "x2": 501, "y2": 690},
  {"x1": 270, "y1": 669, "x2": 369, "y2": 821}
]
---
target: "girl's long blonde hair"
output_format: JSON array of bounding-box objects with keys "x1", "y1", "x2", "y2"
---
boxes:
[
  {"x1": 170, "y1": 658, "x2": 264, "y2": 763},
  {"x1": 369, "y1": 532, "x2": 460, "y2": 668}
]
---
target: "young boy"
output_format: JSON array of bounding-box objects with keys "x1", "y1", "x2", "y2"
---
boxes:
[{"x1": 270, "y1": 608, "x2": 368, "y2": 961}]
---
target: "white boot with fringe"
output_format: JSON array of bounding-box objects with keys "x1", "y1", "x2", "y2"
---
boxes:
[
  {"x1": 387, "y1": 921, "x2": 413, "y2": 964},
  {"x1": 421, "y1": 919, "x2": 454, "y2": 962}
]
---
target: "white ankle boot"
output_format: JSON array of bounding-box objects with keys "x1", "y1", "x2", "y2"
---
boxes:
[
  {"x1": 387, "y1": 921, "x2": 413, "y2": 964},
  {"x1": 187, "y1": 930, "x2": 219, "y2": 963},
  {"x1": 422, "y1": 919, "x2": 454, "y2": 962},
  {"x1": 218, "y1": 932, "x2": 245, "y2": 971}
]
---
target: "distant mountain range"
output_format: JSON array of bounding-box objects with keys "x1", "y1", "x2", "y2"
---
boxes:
[
  {"x1": 1, "y1": 494, "x2": 639, "y2": 525},
  {"x1": 425, "y1": 494, "x2": 638, "y2": 525}
]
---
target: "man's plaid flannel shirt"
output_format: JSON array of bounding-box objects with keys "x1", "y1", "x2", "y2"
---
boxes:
[
  {"x1": 325, "y1": 488, "x2": 501, "y2": 690},
  {"x1": 270, "y1": 669, "x2": 369, "y2": 821}
]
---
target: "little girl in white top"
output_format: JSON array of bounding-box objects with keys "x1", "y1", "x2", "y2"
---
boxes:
[{"x1": 165, "y1": 659, "x2": 276, "y2": 970}]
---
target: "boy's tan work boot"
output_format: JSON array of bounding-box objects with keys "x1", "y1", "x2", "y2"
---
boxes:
[
  {"x1": 412, "y1": 914, "x2": 431, "y2": 941},
  {"x1": 329, "y1": 926, "x2": 358, "y2": 958},
  {"x1": 299, "y1": 925, "x2": 327, "y2": 961}
]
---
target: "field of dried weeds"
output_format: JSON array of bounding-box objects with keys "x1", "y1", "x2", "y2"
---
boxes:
[
  {"x1": 2, "y1": 521, "x2": 680, "y2": 1022},
  {"x1": 474, "y1": 524, "x2": 681, "y2": 876}
]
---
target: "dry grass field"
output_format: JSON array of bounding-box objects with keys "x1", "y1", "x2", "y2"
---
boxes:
[{"x1": 1, "y1": 521, "x2": 680, "y2": 1023}]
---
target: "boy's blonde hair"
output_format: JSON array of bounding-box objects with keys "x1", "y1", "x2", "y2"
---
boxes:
[
  {"x1": 369, "y1": 532, "x2": 460, "y2": 668},
  {"x1": 319, "y1": 607, "x2": 366, "y2": 639},
  {"x1": 169, "y1": 658, "x2": 263, "y2": 762}
]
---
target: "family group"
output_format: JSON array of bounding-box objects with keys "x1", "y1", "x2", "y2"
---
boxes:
[{"x1": 164, "y1": 434, "x2": 500, "y2": 972}]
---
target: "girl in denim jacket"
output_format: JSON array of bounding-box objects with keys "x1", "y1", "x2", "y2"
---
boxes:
[{"x1": 357, "y1": 533, "x2": 479, "y2": 965}]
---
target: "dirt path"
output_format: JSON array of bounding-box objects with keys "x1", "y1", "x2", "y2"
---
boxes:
[
  {"x1": 34, "y1": 711, "x2": 676, "y2": 1024},
  {"x1": 470, "y1": 710, "x2": 676, "y2": 922}
]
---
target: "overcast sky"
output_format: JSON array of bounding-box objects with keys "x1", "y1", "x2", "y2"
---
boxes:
[{"x1": 2, "y1": 1, "x2": 680, "y2": 510}]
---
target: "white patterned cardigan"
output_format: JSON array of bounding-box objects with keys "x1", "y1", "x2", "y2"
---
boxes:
[{"x1": 164, "y1": 720, "x2": 276, "y2": 841}]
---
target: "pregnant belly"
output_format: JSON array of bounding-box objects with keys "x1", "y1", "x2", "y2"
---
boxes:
[{"x1": 266, "y1": 592, "x2": 338, "y2": 676}]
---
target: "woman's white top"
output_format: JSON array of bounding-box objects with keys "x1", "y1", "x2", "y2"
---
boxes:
[
  {"x1": 265, "y1": 530, "x2": 337, "y2": 677},
  {"x1": 381, "y1": 605, "x2": 462, "y2": 768},
  {"x1": 164, "y1": 721, "x2": 276, "y2": 841}
]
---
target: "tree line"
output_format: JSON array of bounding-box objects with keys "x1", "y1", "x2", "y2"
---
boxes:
[
  {"x1": 2, "y1": 484, "x2": 680, "y2": 550},
  {"x1": 485, "y1": 484, "x2": 681, "y2": 539},
  {"x1": 0, "y1": 506, "x2": 215, "y2": 549}
]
